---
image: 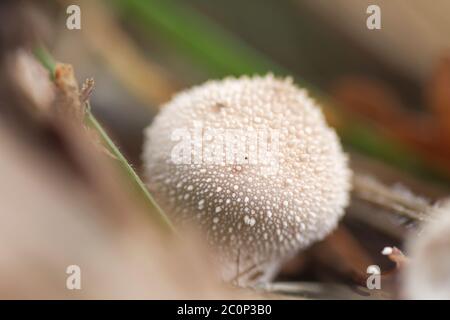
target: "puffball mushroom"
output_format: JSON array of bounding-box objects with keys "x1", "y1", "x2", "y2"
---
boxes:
[
  {"x1": 143, "y1": 74, "x2": 351, "y2": 283},
  {"x1": 404, "y1": 200, "x2": 450, "y2": 299}
]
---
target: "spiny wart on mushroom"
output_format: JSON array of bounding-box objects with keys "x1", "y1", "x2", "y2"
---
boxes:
[{"x1": 143, "y1": 74, "x2": 351, "y2": 284}]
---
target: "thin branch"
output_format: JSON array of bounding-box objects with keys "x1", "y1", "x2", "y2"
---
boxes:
[
  {"x1": 35, "y1": 46, "x2": 176, "y2": 234},
  {"x1": 85, "y1": 107, "x2": 176, "y2": 232}
]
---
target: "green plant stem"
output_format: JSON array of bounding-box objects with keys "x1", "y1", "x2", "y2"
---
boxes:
[
  {"x1": 85, "y1": 107, "x2": 176, "y2": 233},
  {"x1": 34, "y1": 46, "x2": 56, "y2": 77},
  {"x1": 111, "y1": 0, "x2": 284, "y2": 77},
  {"x1": 35, "y1": 46, "x2": 176, "y2": 234}
]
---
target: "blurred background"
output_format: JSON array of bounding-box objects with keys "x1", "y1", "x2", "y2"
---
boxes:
[
  {"x1": 1, "y1": 0, "x2": 450, "y2": 299},
  {"x1": 47, "y1": 0, "x2": 450, "y2": 183}
]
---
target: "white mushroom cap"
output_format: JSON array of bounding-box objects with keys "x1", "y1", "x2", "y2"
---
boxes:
[
  {"x1": 143, "y1": 74, "x2": 351, "y2": 283},
  {"x1": 404, "y1": 200, "x2": 450, "y2": 299}
]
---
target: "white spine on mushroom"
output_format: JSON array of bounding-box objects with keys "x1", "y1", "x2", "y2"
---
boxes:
[
  {"x1": 404, "y1": 200, "x2": 450, "y2": 299},
  {"x1": 143, "y1": 74, "x2": 351, "y2": 284}
]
